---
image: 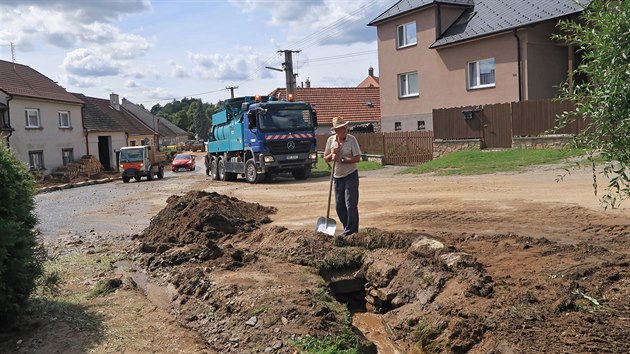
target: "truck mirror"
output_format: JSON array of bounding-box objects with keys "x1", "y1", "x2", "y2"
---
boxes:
[
  {"x1": 312, "y1": 111, "x2": 318, "y2": 128},
  {"x1": 242, "y1": 102, "x2": 249, "y2": 111},
  {"x1": 247, "y1": 110, "x2": 256, "y2": 129}
]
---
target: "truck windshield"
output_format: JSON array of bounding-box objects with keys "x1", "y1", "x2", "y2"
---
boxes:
[
  {"x1": 120, "y1": 148, "x2": 144, "y2": 163},
  {"x1": 258, "y1": 109, "x2": 314, "y2": 132}
]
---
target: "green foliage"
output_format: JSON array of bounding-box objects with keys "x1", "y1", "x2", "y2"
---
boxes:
[
  {"x1": 152, "y1": 97, "x2": 216, "y2": 136},
  {"x1": 403, "y1": 149, "x2": 586, "y2": 175},
  {"x1": 312, "y1": 158, "x2": 383, "y2": 177},
  {"x1": 555, "y1": 0, "x2": 630, "y2": 208},
  {"x1": 0, "y1": 144, "x2": 42, "y2": 326},
  {"x1": 412, "y1": 318, "x2": 446, "y2": 354},
  {"x1": 291, "y1": 324, "x2": 361, "y2": 354}
]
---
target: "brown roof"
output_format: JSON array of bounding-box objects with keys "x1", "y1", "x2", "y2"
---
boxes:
[
  {"x1": 0, "y1": 59, "x2": 84, "y2": 104},
  {"x1": 74, "y1": 93, "x2": 157, "y2": 135},
  {"x1": 268, "y1": 87, "x2": 380, "y2": 126}
]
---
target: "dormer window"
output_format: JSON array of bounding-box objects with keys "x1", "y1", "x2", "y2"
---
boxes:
[{"x1": 397, "y1": 21, "x2": 417, "y2": 48}]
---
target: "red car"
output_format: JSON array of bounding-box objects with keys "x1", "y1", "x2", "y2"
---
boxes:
[{"x1": 172, "y1": 153, "x2": 196, "y2": 172}]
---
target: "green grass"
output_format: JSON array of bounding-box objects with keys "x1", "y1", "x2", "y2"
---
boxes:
[
  {"x1": 402, "y1": 148, "x2": 587, "y2": 176},
  {"x1": 312, "y1": 158, "x2": 383, "y2": 178}
]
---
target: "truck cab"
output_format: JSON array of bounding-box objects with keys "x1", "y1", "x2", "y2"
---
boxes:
[{"x1": 119, "y1": 145, "x2": 165, "y2": 183}]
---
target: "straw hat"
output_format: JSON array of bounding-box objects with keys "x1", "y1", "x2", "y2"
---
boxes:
[{"x1": 332, "y1": 116, "x2": 349, "y2": 129}]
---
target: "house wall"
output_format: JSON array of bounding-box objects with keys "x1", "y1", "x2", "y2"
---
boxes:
[
  {"x1": 377, "y1": 5, "x2": 572, "y2": 132},
  {"x1": 8, "y1": 97, "x2": 85, "y2": 174},
  {"x1": 523, "y1": 21, "x2": 568, "y2": 100},
  {"x1": 128, "y1": 134, "x2": 157, "y2": 147},
  {"x1": 86, "y1": 131, "x2": 127, "y2": 169}
]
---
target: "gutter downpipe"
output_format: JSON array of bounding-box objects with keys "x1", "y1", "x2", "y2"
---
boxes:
[
  {"x1": 6, "y1": 95, "x2": 13, "y2": 147},
  {"x1": 513, "y1": 29, "x2": 522, "y2": 102}
]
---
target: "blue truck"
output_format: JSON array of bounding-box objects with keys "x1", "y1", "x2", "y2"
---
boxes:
[{"x1": 204, "y1": 95, "x2": 318, "y2": 183}]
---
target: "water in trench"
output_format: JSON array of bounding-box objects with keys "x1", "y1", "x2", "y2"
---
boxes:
[{"x1": 327, "y1": 274, "x2": 403, "y2": 354}]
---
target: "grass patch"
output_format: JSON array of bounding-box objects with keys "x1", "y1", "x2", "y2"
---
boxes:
[
  {"x1": 291, "y1": 316, "x2": 361, "y2": 354},
  {"x1": 312, "y1": 158, "x2": 382, "y2": 178},
  {"x1": 402, "y1": 148, "x2": 587, "y2": 176}
]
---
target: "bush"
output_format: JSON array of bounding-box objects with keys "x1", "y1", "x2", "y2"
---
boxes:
[{"x1": 0, "y1": 144, "x2": 42, "y2": 327}]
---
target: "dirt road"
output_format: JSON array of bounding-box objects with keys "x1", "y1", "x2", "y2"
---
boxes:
[{"x1": 14, "y1": 158, "x2": 630, "y2": 353}]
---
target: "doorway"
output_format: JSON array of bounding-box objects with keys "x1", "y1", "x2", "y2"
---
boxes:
[{"x1": 98, "y1": 136, "x2": 112, "y2": 170}]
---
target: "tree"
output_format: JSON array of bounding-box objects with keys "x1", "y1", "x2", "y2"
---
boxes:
[
  {"x1": 194, "y1": 98, "x2": 209, "y2": 141},
  {"x1": 556, "y1": 0, "x2": 630, "y2": 208},
  {"x1": 0, "y1": 145, "x2": 42, "y2": 326}
]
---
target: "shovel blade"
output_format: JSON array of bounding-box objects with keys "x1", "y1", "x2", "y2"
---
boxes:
[{"x1": 315, "y1": 216, "x2": 337, "y2": 236}]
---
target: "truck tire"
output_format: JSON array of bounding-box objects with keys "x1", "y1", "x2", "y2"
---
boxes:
[
  {"x1": 292, "y1": 167, "x2": 311, "y2": 180},
  {"x1": 134, "y1": 176, "x2": 141, "y2": 182},
  {"x1": 218, "y1": 159, "x2": 226, "y2": 181},
  {"x1": 147, "y1": 170, "x2": 154, "y2": 181},
  {"x1": 157, "y1": 166, "x2": 164, "y2": 179},
  {"x1": 210, "y1": 158, "x2": 218, "y2": 180},
  {"x1": 122, "y1": 176, "x2": 130, "y2": 183},
  {"x1": 245, "y1": 159, "x2": 263, "y2": 184}
]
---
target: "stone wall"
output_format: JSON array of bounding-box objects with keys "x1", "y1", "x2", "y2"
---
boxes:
[
  {"x1": 433, "y1": 139, "x2": 482, "y2": 159},
  {"x1": 512, "y1": 135, "x2": 573, "y2": 149}
]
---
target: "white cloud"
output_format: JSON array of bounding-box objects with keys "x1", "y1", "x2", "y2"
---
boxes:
[
  {"x1": 125, "y1": 80, "x2": 139, "y2": 88},
  {"x1": 169, "y1": 60, "x2": 190, "y2": 78},
  {"x1": 0, "y1": 0, "x2": 151, "y2": 23},
  {"x1": 188, "y1": 51, "x2": 273, "y2": 81},
  {"x1": 143, "y1": 87, "x2": 175, "y2": 101},
  {"x1": 62, "y1": 48, "x2": 120, "y2": 76}
]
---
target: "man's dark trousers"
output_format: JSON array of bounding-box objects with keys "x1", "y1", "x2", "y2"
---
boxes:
[{"x1": 334, "y1": 170, "x2": 359, "y2": 235}]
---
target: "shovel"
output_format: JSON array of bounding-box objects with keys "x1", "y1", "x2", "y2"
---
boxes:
[{"x1": 315, "y1": 161, "x2": 337, "y2": 236}]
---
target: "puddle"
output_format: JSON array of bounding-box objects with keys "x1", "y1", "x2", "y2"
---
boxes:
[
  {"x1": 114, "y1": 260, "x2": 177, "y2": 309},
  {"x1": 352, "y1": 312, "x2": 403, "y2": 354}
]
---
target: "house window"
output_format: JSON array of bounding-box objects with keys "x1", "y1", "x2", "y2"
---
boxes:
[
  {"x1": 28, "y1": 151, "x2": 44, "y2": 171},
  {"x1": 397, "y1": 21, "x2": 416, "y2": 48},
  {"x1": 62, "y1": 149, "x2": 74, "y2": 165},
  {"x1": 25, "y1": 109, "x2": 40, "y2": 128},
  {"x1": 130, "y1": 140, "x2": 137, "y2": 146},
  {"x1": 394, "y1": 122, "x2": 402, "y2": 131},
  {"x1": 58, "y1": 111, "x2": 71, "y2": 128},
  {"x1": 399, "y1": 72, "x2": 419, "y2": 98},
  {"x1": 417, "y1": 120, "x2": 425, "y2": 130},
  {"x1": 468, "y1": 58, "x2": 495, "y2": 89}
]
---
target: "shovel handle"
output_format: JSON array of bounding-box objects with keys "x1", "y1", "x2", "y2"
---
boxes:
[{"x1": 326, "y1": 161, "x2": 335, "y2": 220}]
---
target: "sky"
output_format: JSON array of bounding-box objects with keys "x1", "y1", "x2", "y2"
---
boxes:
[{"x1": 0, "y1": 0, "x2": 391, "y2": 109}]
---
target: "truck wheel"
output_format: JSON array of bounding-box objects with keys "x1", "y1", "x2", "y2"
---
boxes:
[
  {"x1": 147, "y1": 170, "x2": 154, "y2": 181},
  {"x1": 134, "y1": 176, "x2": 141, "y2": 182},
  {"x1": 292, "y1": 167, "x2": 311, "y2": 180},
  {"x1": 157, "y1": 166, "x2": 164, "y2": 179},
  {"x1": 210, "y1": 158, "x2": 218, "y2": 180},
  {"x1": 218, "y1": 159, "x2": 226, "y2": 181},
  {"x1": 245, "y1": 159, "x2": 263, "y2": 184},
  {"x1": 122, "y1": 176, "x2": 130, "y2": 183}
]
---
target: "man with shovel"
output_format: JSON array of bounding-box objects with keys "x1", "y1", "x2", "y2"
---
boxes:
[{"x1": 323, "y1": 116, "x2": 362, "y2": 237}]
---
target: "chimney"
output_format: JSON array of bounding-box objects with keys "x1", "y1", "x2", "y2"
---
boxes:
[
  {"x1": 110, "y1": 93, "x2": 120, "y2": 111},
  {"x1": 368, "y1": 66, "x2": 374, "y2": 77},
  {"x1": 305, "y1": 78, "x2": 311, "y2": 89}
]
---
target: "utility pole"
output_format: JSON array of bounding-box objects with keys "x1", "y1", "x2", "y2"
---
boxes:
[
  {"x1": 279, "y1": 50, "x2": 300, "y2": 101},
  {"x1": 225, "y1": 85, "x2": 238, "y2": 99}
]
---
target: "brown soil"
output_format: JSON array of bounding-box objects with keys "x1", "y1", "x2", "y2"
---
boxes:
[
  {"x1": 130, "y1": 187, "x2": 629, "y2": 353},
  {"x1": 3, "y1": 163, "x2": 629, "y2": 353}
]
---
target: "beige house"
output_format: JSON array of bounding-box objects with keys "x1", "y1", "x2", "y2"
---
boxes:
[
  {"x1": 369, "y1": 0, "x2": 591, "y2": 132},
  {"x1": 0, "y1": 59, "x2": 86, "y2": 174},
  {"x1": 75, "y1": 93, "x2": 158, "y2": 170}
]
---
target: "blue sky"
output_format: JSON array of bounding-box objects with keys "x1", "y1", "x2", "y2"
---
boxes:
[{"x1": 0, "y1": 0, "x2": 390, "y2": 109}]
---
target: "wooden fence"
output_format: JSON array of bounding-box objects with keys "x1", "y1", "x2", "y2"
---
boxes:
[
  {"x1": 433, "y1": 99, "x2": 586, "y2": 148},
  {"x1": 317, "y1": 131, "x2": 434, "y2": 165}
]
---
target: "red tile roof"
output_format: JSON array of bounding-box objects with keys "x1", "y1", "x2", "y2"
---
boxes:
[
  {"x1": 268, "y1": 87, "x2": 380, "y2": 126},
  {"x1": 75, "y1": 93, "x2": 157, "y2": 135},
  {"x1": 0, "y1": 59, "x2": 84, "y2": 104},
  {"x1": 357, "y1": 75, "x2": 380, "y2": 88}
]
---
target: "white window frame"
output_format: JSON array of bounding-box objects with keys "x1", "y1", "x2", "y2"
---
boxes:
[
  {"x1": 467, "y1": 58, "x2": 496, "y2": 89},
  {"x1": 62, "y1": 148, "x2": 74, "y2": 165},
  {"x1": 398, "y1": 71, "x2": 419, "y2": 98},
  {"x1": 58, "y1": 111, "x2": 71, "y2": 128},
  {"x1": 25, "y1": 109, "x2": 40, "y2": 128},
  {"x1": 397, "y1": 21, "x2": 417, "y2": 48},
  {"x1": 28, "y1": 151, "x2": 44, "y2": 171}
]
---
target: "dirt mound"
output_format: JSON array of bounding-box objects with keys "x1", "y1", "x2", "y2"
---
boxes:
[{"x1": 132, "y1": 191, "x2": 629, "y2": 353}]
